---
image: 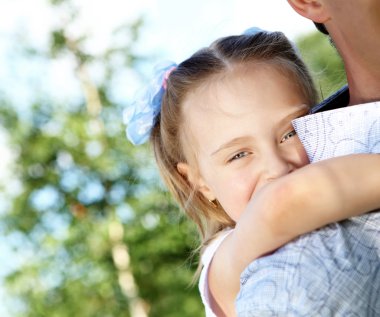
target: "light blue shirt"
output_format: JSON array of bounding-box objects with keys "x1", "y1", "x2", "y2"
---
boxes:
[{"x1": 235, "y1": 102, "x2": 380, "y2": 317}]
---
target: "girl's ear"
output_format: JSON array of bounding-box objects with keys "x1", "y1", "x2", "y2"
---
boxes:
[
  {"x1": 177, "y1": 162, "x2": 216, "y2": 201},
  {"x1": 287, "y1": 0, "x2": 330, "y2": 23}
]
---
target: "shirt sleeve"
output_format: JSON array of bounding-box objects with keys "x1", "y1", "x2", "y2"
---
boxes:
[
  {"x1": 292, "y1": 101, "x2": 380, "y2": 162},
  {"x1": 236, "y1": 217, "x2": 380, "y2": 317}
]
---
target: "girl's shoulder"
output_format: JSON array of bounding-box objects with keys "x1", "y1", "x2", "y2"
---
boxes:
[
  {"x1": 201, "y1": 229, "x2": 234, "y2": 266},
  {"x1": 199, "y1": 228, "x2": 234, "y2": 317}
]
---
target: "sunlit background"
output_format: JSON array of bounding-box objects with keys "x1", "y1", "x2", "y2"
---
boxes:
[
  {"x1": 0, "y1": 1, "x2": 344, "y2": 316},
  {"x1": 0, "y1": 0, "x2": 315, "y2": 109}
]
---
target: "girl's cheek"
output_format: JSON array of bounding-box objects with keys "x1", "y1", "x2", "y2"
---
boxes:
[
  {"x1": 294, "y1": 138, "x2": 310, "y2": 166},
  {"x1": 300, "y1": 148, "x2": 310, "y2": 166}
]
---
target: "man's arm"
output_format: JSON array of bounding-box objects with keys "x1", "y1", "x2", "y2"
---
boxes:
[
  {"x1": 209, "y1": 154, "x2": 380, "y2": 316},
  {"x1": 232, "y1": 154, "x2": 380, "y2": 272}
]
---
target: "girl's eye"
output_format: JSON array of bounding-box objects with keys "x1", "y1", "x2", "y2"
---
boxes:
[
  {"x1": 281, "y1": 130, "x2": 297, "y2": 143},
  {"x1": 228, "y1": 151, "x2": 250, "y2": 163}
]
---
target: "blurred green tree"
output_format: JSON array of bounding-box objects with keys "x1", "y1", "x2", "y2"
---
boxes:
[
  {"x1": 297, "y1": 31, "x2": 346, "y2": 100},
  {"x1": 0, "y1": 0, "x2": 202, "y2": 316}
]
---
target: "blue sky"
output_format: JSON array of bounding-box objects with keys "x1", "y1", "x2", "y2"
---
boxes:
[
  {"x1": 140, "y1": 0, "x2": 315, "y2": 61},
  {"x1": 1, "y1": 0, "x2": 315, "y2": 62},
  {"x1": 0, "y1": 0, "x2": 316, "y2": 315},
  {"x1": 0, "y1": 0, "x2": 316, "y2": 112}
]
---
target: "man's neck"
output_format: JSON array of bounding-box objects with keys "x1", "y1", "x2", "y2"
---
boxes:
[
  {"x1": 347, "y1": 77, "x2": 380, "y2": 106},
  {"x1": 344, "y1": 58, "x2": 380, "y2": 106}
]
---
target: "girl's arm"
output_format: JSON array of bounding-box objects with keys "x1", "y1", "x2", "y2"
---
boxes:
[{"x1": 209, "y1": 154, "x2": 380, "y2": 316}]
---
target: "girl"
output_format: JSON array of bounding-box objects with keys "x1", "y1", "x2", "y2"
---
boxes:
[{"x1": 124, "y1": 29, "x2": 380, "y2": 316}]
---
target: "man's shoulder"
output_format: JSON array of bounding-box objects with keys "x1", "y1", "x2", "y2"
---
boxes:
[
  {"x1": 240, "y1": 215, "x2": 380, "y2": 283},
  {"x1": 236, "y1": 215, "x2": 380, "y2": 316},
  {"x1": 311, "y1": 85, "x2": 349, "y2": 113}
]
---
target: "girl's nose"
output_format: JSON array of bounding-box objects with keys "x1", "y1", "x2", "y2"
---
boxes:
[{"x1": 262, "y1": 153, "x2": 292, "y2": 183}]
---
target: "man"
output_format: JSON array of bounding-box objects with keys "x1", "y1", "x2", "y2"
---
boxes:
[
  {"x1": 289, "y1": 0, "x2": 380, "y2": 111},
  {"x1": 235, "y1": 1, "x2": 380, "y2": 316}
]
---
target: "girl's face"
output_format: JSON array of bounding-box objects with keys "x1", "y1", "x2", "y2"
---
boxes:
[{"x1": 180, "y1": 63, "x2": 310, "y2": 222}]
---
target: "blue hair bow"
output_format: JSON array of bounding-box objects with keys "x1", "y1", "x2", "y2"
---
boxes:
[
  {"x1": 243, "y1": 27, "x2": 264, "y2": 36},
  {"x1": 123, "y1": 61, "x2": 177, "y2": 145}
]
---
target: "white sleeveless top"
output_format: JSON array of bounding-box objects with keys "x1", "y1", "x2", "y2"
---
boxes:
[{"x1": 198, "y1": 229, "x2": 233, "y2": 317}]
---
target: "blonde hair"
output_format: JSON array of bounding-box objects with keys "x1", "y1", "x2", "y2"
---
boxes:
[{"x1": 150, "y1": 31, "x2": 318, "y2": 262}]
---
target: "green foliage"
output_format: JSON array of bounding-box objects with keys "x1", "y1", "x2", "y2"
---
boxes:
[
  {"x1": 50, "y1": 29, "x2": 67, "y2": 56},
  {"x1": 296, "y1": 31, "x2": 346, "y2": 100},
  {"x1": 125, "y1": 192, "x2": 202, "y2": 317},
  {"x1": 1, "y1": 98, "x2": 134, "y2": 316},
  {"x1": 0, "y1": 2, "x2": 203, "y2": 316},
  {"x1": 0, "y1": 83, "x2": 203, "y2": 316},
  {"x1": 50, "y1": 0, "x2": 67, "y2": 5},
  {"x1": 5, "y1": 217, "x2": 129, "y2": 317}
]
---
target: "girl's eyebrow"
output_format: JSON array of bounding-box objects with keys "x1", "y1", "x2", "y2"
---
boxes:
[
  {"x1": 210, "y1": 105, "x2": 309, "y2": 157},
  {"x1": 278, "y1": 104, "x2": 309, "y2": 127},
  {"x1": 211, "y1": 136, "x2": 252, "y2": 157}
]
